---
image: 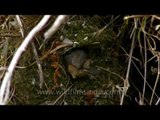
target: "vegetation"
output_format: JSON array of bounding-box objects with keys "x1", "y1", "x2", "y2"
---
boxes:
[{"x1": 0, "y1": 15, "x2": 160, "y2": 105}]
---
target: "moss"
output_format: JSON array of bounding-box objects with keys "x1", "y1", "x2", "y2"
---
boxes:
[{"x1": 0, "y1": 15, "x2": 126, "y2": 105}]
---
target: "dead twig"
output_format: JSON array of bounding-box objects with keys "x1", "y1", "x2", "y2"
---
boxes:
[
  {"x1": 39, "y1": 15, "x2": 69, "y2": 50},
  {"x1": 0, "y1": 15, "x2": 51, "y2": 105},
  {"x1": 121, "y1": 46, "x2": 159, "y2": 100},
  {"x1": 120, "y1": 19, "x2": 137, "y2": 105},
  {"x1": 31, "y1": 42, "x2": 44, "y2": 89},
  {"x1": 49, "y1": 43, "x2": 72, "y2": 54},
  {"x1": 52, "y1": 85, "x2": 72, "y2": 105},
  {"x1": 0, "y1": 34, "x2": 21, "y2": 37},
  {"x1": 142, "y1": 30, "x2": 147, "y2": 104},
  {"x1": 96, "y1": 66, "x2": 125, "y2": 81},
  {"x1": 19, "y1": 15, "x2": 44, "y2": 89},
  {"x1": 15, "y1": 15, "x2": 24, "y2": 38},
  {"x1": 124, "y1": 15, "x2": 150, "y2": 20},
  {"x1": 150, "y1": 53, "x2": 160, "y2": 105},
  {"x1": 44, "y1": 15, "x2": 69, "y2": 40},
  {"x1": 29, "y1": 43, "x2": 73, "y2": 67}
]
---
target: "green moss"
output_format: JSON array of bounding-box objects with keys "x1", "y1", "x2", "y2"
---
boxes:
[{"x1": 0, "y1": 15, "x2": 126, "y2": 105}]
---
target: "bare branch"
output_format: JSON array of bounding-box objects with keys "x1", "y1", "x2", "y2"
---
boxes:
[
  {"x1": 18, "y1": 15, "x2": 45, "y2": 89},
  {"x1": 15, "y1": 15, "x2": 24, "y2": 38},
  {"x1": 150, "y1": 53, "x2": 160, "y2": 105},
  {"x1": 120, "y1": 20, "x2": 137, "y2": 105},
  {"x1": 31, "y1": 42, "x2": 44, "y2": 89},
  {"x1": 52, "y1": 85, "x2": 72, "y2": 105},
  {"x1": 44, "y1": 15, "x2": 68, "y2": 40},
  {"x1": 142, "y1": 31, "x2": 147, "y2": 103},
  {"x1": 0, "y1": 15, "x2": 51, "y2": 105}
]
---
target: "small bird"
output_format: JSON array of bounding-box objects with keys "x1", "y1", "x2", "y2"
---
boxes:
[
  {"x1": 63, "y1": 49, "x2": 91, "y2": 79},
  {"x1": 64, "y1": 49, "x2": 100, "y2": 79}
]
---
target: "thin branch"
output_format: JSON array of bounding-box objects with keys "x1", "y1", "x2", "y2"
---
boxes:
[
  {"x1": 120, "y1": 22, "x2": 137, "y2": 105},
  {"x1": 156, "y1": 98, "x2": 160, "y2": 105},
  {"x1": 49, "y1": 43, "x2": 73, "y2": 54},
  {"x1": 152, "y1": 15, "x2": 160, "y2": 21},
  {"x1": 3, "y1": 80, "x2": 10, "y2": 103},
  {"x1": 142, "y1": 32, "x2": 147, "y2": 103},
  {"x1": 150, "y1": 53, "x2": 160, "y2": 105},
  {"x1": 0, "y1": 67, "x2": 7, "y2": 71},
  {"x1": 29, "y1": 43, "x2": 73, "y2": 67},
  {"x1": 121, "y1": 45, "x2": 159, "y2": 99},
  {"x1": 19, "y1": 15, "x2": 45, "y2": 89},
  {"x1": 0, "y1": 34, "x2": 21, "y2": 37},
  {"x1": 124, "y1": 15, "x2": 151, "y2": 20},
  {"x1": 0, "y1": 15, "x2": 51, "y2": 105},
  {"x1": 15, "y1": 15, "x2": 24, "y2": 38},
  {"x1": 44, "y1": 15, "x2": 69, "y2": 40},
  {"x1": 31, "y1": 42, "x2": 44, "y2": 89},
  {"x1": 96, "y1": 66, "x2": 125, "y2": 81},
  {"x1": 52, "y1": 85, "x2": 72, "y2": 105}
]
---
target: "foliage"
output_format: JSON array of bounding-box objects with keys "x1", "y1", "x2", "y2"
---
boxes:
[{"x1": 1, "y1": 15, "x2": 160, "y2": 105}]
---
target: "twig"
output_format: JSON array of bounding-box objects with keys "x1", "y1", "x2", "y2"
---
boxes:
[
  {"x1": 120, "y1": 22, "x2": 137, "y2": 105},
  {"x1": 96, "y1": 66, "x2": 124, "y2": 81},
  {"x1": 7, "y1": 85, "x2": 15, "y2": 104},
  {"x1": 52, "y1": 85, "x2": 72, "y2": 105},
  {"x1": 150, "y1": 53, "x2": 160, "y2": 105},
  {"x1": 124, "y1": 15, "x2": 150, "y2": 20},
  {"x1": 44, "y1": 15, "x2": 69, "y2": 40},
  {"x1": 15, "y1": 15, "x2": 24, "y2": 38},
  {"x1": 0, "y1": 67, "x2": 7, "y2": 71},
  {"x1": 3, "y1": 80, "x2": 10, "y2": 103},
  {"x1": 31, "y1": 42, "x2": 44, "y2": 89},
  {"x1": 142, "y1": 31, "x2": 147, "y2": 103},
  {"x1": 0, "y1": 15, "x2": 51, "y2": 105},
  {"x1": 19, "y1": 15, "x2": 45, "y2": 89},
  {"x1": 29, "y1": 43, "x2": 73, "y2": 67},
  {"x1": 121, "y1": 46, "x2": 159, "y2": 99},
  {"x1": 156, "y1": 98, "x2": 160, "y2": 105},
  {"x1": 0, "y1": 34, "x2": 21, "y2": 37},
  {"x1": 49, "y1": 43, "x2": 73, "y2": 54},
  {"x1": 152, "y1": 15, "x2": 160, "y2": 21}
]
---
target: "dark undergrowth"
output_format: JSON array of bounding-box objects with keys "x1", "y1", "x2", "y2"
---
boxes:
[{"x1": 1, "y1": 15, "x2": 159, "y2": 105}]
